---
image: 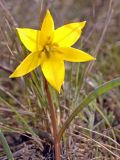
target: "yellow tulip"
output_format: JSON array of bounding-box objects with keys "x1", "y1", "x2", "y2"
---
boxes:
[{"x1": 10, "y1": 10, "x2": 95, "y2": 92}]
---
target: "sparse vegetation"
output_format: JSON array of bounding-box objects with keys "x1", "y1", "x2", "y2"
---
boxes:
[{"x1": 0, "y1": 0, "x2": 120, "y2": 159}]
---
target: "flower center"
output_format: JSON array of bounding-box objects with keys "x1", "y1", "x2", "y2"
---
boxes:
[
  {"x1": 42, "y1": 43, "x2": 59, "y2": 58},
  {"x1": 43, "y1": 45, "x2": 51, "y2": 58}
]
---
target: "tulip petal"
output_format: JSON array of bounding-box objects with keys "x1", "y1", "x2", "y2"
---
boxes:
[
  {"x1": 17, "y1": 28, "x2": 41, "y2": 52},
  {"x1": 40, "y1": 10, "x2": 54, "y2": 46},
  {"x1": 56, "y1": 47, "x2": 95, "y2": 62},
  {"x1": 9, "y1": 52, "x2": 43, "y2": 78},
  {"x1": 54, "y1": 21, "x2": 86, "y2": 47},
  {"x1": 41, "y1": 58, "x2": 65, "y2": 92}
]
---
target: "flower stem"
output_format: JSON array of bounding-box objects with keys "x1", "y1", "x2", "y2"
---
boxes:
[{"x1": 44, "y1": 78, "x2": 61, "y2": 160}]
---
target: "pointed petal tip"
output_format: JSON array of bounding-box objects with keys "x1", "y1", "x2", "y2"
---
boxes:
[
  {"x1": 81, "y1": 21, "x2": 87, "y2": 29},
  {"x1": 88, "y1": 56, "x2": 96, "y2": 61},
  {"x1": 57, "y1": 88, "x2": 61, "y2": 93},
  {"x1": 56, "y1": 89, "x2": 60, "y2": 93},
  {"x1": 16, "y1": 28, "x2": 20, "y2": 33},
  {"x1": 52, "y1": 85, "x2": 61, "y2": 93},
  {"x1": 9, "y1": 70, "x2": 24, "y2": 78},
  {"x1": 16, "y1": 28, "x2": 20, "y2": 31},
  {"x1": 9, "y1": 74, "x2": 14, "y2": 78},
  {"x1": 46, "y1": 10, "x2": 53, "y2": 20},
  {"x1": 92, "y1": 57, "x2": 96, "y2": 60},
  {"x1": 9, "y1": 72, "x2": 17, "y2": 78},
  {"x1": 9, "y1": 73, "x2": 23, "y2": 78},
  {"x1": 86, "y1": 53, "x2": 96, "y2": 61},
  {"x1": 46, "y1": 9, "x2": 51, "y2": 16},
  {"x1": 46, "y1": 9, "x2": 50, "y2": 13}
]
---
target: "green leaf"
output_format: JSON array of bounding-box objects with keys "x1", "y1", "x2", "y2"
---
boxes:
[
  {"x1": 0, "y1": 129, "x2": 14, "y2": 160},
  {"x1": 58, "y1": 77, "x2": 120, "y2": 140}
]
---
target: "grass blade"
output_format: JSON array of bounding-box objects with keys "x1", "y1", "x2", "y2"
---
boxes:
[
  {"x1": 58, "y1": 77, "x2": 120, "y2": 140},
  {"x1": 0, "y1": 96, "x2": 35, "y2": 135},
  {"x1": 0, "y1": 129, "x2": 14, "y2": 160}
]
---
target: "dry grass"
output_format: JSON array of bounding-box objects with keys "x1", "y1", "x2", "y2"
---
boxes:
[{"x1": 0, "y1": 0, "x2": 120, "y2": 159}]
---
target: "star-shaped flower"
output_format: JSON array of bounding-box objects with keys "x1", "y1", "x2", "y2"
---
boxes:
[{"x1": 10, "y1": 10, "x2": 95, "y2": 92}]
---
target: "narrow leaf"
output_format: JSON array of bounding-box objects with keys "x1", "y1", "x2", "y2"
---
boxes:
[
  {"x1": 0, "y1": 129, "x2": 14, "y2": 160},
  {"x1": 58, "y1": 77, "x2": 120, "y2": 140}
]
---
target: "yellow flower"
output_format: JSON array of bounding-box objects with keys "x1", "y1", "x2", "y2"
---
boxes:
[{"x1": 10, "y1": 10, "x2": 95, "y2": 92}]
